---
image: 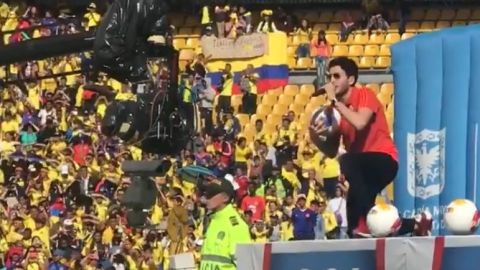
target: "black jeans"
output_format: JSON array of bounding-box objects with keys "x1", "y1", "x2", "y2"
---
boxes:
[{"x1": 340, "y1": 152, "x2": 415, "y2": 236}]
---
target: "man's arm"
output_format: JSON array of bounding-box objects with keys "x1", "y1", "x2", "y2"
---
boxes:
[
  {"x1": 335, "y1": 102, "x2": 374, "y2": 131},
  {"x1": 324, "y1": 83, "x2": 375, "y2": 131}
]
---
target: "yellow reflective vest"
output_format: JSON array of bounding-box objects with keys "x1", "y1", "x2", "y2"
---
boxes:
[{"x1": 200, "y1": 204, "x2": 252, "y2": 270}]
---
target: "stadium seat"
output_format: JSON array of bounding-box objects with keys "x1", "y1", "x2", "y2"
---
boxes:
[
  {"x1": 388, "y1": 21, "x2": 399, "y2": 29},
  {"x1": 268, "y1": 87, "x2": 283, "y2": 97},
  {"x1": 236, "y1": 114, "x2": 250, "y2": 128},
  {"x1": 179, "y1": 49, "x2": 195, "y2": 60},
  {"x1": 353, "y1": 33, "x2": 368, "y2": 44},
  {"x1": 385, "y1": 33, "x2": 400, "y2": 44},
  {"x1": 231, "y1": 95, "x2": 243, "y2": 110},
  {"x1": 386, "y1": 102, "x2": 394, "y2": 116},
  {"x1": 191, "y1": 27, "x2": 202, "y2": 35},
  {"x1": 471, "y1": 9, "x2": 480, "y2": 20},
  {"x1": 440, "y1": 9, "x2": 456, "y2": 20},
  {"x1": 300, "y1": 84, "x2": 315, "y2": 97},
  {"x1": 256, "y1": 104, "x2": 272, "y2": 115},
  {"x1": 264, "y1": 123, "x2": 278, "y2": 134},
  {"x1": 401, "y1": 33, "x2": 415, "y2": 40},
  {"x1": 368, "y1": 33, "x2": 385, "y2": 45},
  {"x1": 273, "y1": 103, "x2": 289, "y2": 116},
  {"x1": 380, "y1": 83, "x2": 394, "y2": 97},
  {"x1": 284, "y1": 85, "x2": 300, "y2": 96},
  {"x1": 287, "y1": 46, "x2": 297, "y2": 57},
  {"x1": 296, "y1": 58, "x2": 313, "y2": 69},
  {"x1": 171, "y1": 14, "x2": 185, "y2": 26},
  {"x1": 184, "y1": 16, "x2": 199, "y2": 27},
  {"x1": 366, "y1": 83, "x2": 380, "y2": 94},
  {"x1": 452, "y1": 21, "x2": 467, "y2": 27},
  {"x1": 243, "y1": 128, "x2": 256, "y2": 143},
  {"x1": 386, "y1": 114, "x2": 394, "y2": 133},
  {"x1": 186, "y1": 38, "x2": 199, "y2": 48},
  {"x1": 294, "y1": 94, "x2": 310, "y2": 106},
  {"x1": 287, "y1": 35, "x2": 293, "y2": 46},
  {"x1": 304, "y1": 11, "x2": 318, "y2": 22},
  {"x1": 377, "y1": 93, "x2": 391, "y2": 108},
  {"x1": 325, "y1": 33, "x2": 339, "y2": 44},
  {"x1": 328, "y1": 23, "x2": 341, "y2": 32},
  {"x1": 405, "y1": 22, "x2": 420, "y2": 32},
  {"x1": 424, "y1": 9, "x2": 441, "y2": 21},
  {"x1": 436, "y1": 21, "x2": 451, "y2": 29},
  {"x1": 348, "y1": 45, "x2": 364, "y2": 57},
  {"x1": 289, "y1": 103, "x2": 305, "y2": 116},
  {"x1": 420, "y1": 21, "x2": 435, "y2": 31},
  {"x1": 278, "y1": 95, "x2": 294, "y2": 106},
  {"x1": 379, "y1": 45, "x2": 391, "y2": 56},
  {"x1": 310, "y1": 95, "x2": 327, "y2": 107},
  {"x1": 364, "y1": 45, "x2": 379, "y2": 56},
  {"x1": 333, "y1": 10, "x2": 345, "y2": 22},
  {"x1": 288, "y1": 57, "x2": 296, "y2": 69},
  {"x1": 318, "y1": 10, "x2": 334, "y2": 22},
  {"x1": 359, "y1": 57, "x2": 375, "y2": 69},
  {"x1": 262, "y1": 94, "x2": 277, "y2": 107},
  {"x1": 313, "y1": 23, "x2": 329, "y2": 32},
  {"x1": 178, "y1": 60, "x2": 188, "y2": 71},
  {"x1": 298, "y1": 113, "x2": 309, "y2": 126},
  {"x1": 410, "y1": 8, "x2": 425, "y2": 20},
  {"x1": 332, "y1": 45, "x2": 349, "y2": 56},
  {"x1": 293, "y1": 35, "x2": 310, "y2": 46},
  {"x1": 456, "y1": 8, "x2": 471, "y2": 20},
  {"x1": 304, "y1": 104, "x2": 316, "y2": 116},
  {"x1": 178, "y1": 27, "x2": 192, "y2": 35},
  {"x1": 244, "y1": 123, "x2": 254, "y2": 132},
  {"x1": 266, "y1": 114, "x2": 282, "y2": 126},
  {"x1": 375, "y1": 57, "x2": 391, "y2": 68},
  {"x1": 173, "y1": 38, "x2": 186, "y2": 49}
]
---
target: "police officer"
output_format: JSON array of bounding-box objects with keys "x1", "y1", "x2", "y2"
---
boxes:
[{"x1": 200, "y1": 178, "x2": 251, "y2": 270}]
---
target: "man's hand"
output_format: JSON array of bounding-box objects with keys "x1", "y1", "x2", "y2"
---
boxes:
[
  {"x1": 323, "y1": 82, "x2": 336, "y2": 102},
  {"x1": 309, "y1": 118, "x2": 328, "y2": 142}
]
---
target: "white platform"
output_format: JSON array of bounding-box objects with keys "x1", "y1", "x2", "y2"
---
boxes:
[{"x1": 236, "y1": 236, "x2": 480, "y2": 270}]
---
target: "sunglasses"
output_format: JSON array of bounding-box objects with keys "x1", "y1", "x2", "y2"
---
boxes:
[{"x1": 325, "y1": 73, "x2": 341, "y2": 80}]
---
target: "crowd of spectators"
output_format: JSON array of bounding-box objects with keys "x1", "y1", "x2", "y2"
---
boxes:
[{"x1": 0, "y1": 2, "x2": 372, "y2": 270}]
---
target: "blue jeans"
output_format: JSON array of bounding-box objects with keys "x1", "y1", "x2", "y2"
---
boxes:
[
  {"x1": 296, "y1": 43, "x2": 310, "y2": 58},
  {"x1": 315, "y1": 57, "x2": 328, "y2": 88}
]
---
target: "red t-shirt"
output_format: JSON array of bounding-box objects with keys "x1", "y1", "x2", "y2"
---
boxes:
[
  {"x1": 241, "y1": 195, "x2": 266, "y2": 221},
  {"x1": 234, "y1": 175, "x2": 249, "y2": 200},
  {"x1": 72, "y1": 143, "x2": 91, "y2": 165},
  {"x1": 339, "y1": 87, "x2": 398, "y2": 161}
]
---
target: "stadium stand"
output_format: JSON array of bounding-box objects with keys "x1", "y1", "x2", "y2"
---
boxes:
[{"x1": 0, "y1": 1, "x2": 479, "y2": 269}]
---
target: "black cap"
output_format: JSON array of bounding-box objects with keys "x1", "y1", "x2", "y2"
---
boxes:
[{"x1": 204, "y1": 178, "x2": 235, "y2": 199}]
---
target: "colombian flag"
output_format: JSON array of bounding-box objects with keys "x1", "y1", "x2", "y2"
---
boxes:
[
  {"x1": 206, "y1": 64, "x2": 289, "y2": 95},
  {"x1": 204, "y1": 32, "x2": 289, "y2": 95}
]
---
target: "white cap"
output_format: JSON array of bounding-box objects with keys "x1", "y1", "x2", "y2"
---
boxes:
[
  {"x1": 224, "y1": 174, "x2": 239, "y2": 190},
  {"x1": 28, "y1": 164, "x2": 36, "y2": 172},
  {"x1": 63, "y1": 219, "x2": 73, "y2": 226},
  {"x1": 60, "y1": 164, "x2": 69, "y2": 175}
]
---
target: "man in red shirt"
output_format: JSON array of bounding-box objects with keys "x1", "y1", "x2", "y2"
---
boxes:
[
  {"x1": 310, "y1": 57, "x2": 432, "y2": 238},
  {"x1": 241, "y1": 185, "x2": 266, "y2": 222}
]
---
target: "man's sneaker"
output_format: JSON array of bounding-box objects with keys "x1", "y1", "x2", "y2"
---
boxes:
[
  {"x1": 414, "y1": 210, "x2": 433, "y2": 236},
  {"x1": 353, "y1": 216, "x2": 372, "y2": 238}
]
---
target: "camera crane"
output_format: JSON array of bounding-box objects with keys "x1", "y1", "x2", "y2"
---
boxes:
[{"x1": 0, "y1": 0, "x2": 194, "y2": 155}]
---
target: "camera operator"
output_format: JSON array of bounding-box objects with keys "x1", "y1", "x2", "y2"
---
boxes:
[
  {"x1": 240, "y1": 64, "x2": 259, "y2": 115},
  {"x1": 193, "y1": 75, "x2": 216, "y2": 135}
]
